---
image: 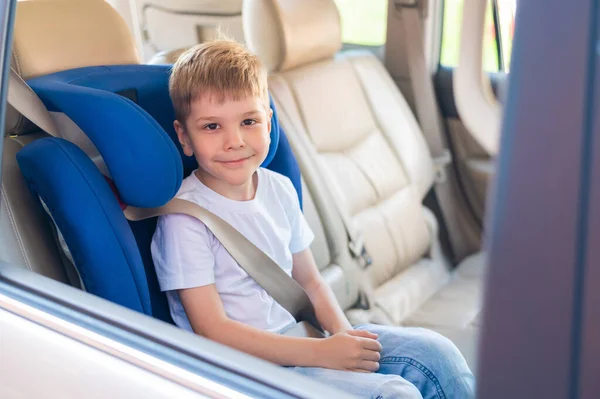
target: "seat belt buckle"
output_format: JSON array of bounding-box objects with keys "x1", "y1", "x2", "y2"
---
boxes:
[
  {"x1": 349, "y1": 239, "x2": 373, "y2": 269},
  {"x1": 433, "y1": 149, "x2": 452, "y2": 184}
]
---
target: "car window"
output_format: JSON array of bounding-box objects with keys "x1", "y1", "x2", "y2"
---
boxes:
[
  {"x1": 333, "y1": 0, "x2": 388, "y2": 47},
  {"x1": 441, "y1": 0, "x2": 517, "y2": 72}
]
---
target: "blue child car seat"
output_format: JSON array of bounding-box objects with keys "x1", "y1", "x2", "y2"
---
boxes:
[{"x1": 16, "y1": 64, "x2": 304, "y2": 323}]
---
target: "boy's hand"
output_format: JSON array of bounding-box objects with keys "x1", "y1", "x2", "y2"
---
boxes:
[{"x1": 316, "y1": 329, "x2": 382, "y2": 372}]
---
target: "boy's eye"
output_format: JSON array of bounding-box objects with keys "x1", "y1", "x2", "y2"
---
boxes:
[
  {"x1": 203, "y1": 123, "x2": 219, "y2": 131},
  {"x1": 242, "y1": 119, "x2": 257, "y2": 126}
]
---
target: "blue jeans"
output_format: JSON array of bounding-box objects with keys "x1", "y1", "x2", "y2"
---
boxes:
[{"x1": 291, "y1": 324, "x2": 475, "y2": 399}]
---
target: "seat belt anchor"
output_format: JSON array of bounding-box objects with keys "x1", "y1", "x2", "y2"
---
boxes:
[
  {"x1": 433, "y1": 149, "x2": 452, "y2": 184},
  {"x1": 349, "y1": 239, "x2": 373, "y2": 269}
]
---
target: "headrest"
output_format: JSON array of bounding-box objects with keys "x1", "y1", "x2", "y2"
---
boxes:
[
  {"x1": 243, "y1": 0, "x2": 341, "y2": 73},
  {"x1": 13, "y1": 0, "x2": 139, "y2": 80},
  {"x1": 27, "y1": 65, "x2": 181, "y2": 208},
  {"x1": 143, "y1": 0, "x2": 243, "y2": 15},
  {"x1": 27, "y1": 65, "x2": 282, "y2": 208}
]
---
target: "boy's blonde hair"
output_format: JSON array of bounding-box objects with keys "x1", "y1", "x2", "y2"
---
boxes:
[{"x1": 169, "y1": 39, "x2": 269, "y2": 125}]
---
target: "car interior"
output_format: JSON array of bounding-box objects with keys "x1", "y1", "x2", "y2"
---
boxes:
[{"x1": 0, "y1": 0, "x2": 508, "y2": 384}]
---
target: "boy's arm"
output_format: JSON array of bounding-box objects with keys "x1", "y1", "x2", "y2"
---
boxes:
[
  {"x1": 179, "y1": 284, "x2": 381, "y2": 371},
  {"x1": 179, "y1": 284, "x2": 321, "y2": 367},
  {"x1": 291, "y1": 248, "x2": 353, "y2": 334}
]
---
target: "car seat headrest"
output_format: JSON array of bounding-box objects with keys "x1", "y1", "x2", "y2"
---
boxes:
[
  {"x1": 243, "y1": 0, "x2": 342, "y2": 73},
  {"x1": 13, "y1": 0, "x2": 139, "y2": 80}
]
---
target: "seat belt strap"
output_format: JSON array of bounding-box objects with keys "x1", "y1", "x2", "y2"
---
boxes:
[
  {"x1": 394, "y1": 0, "x2": 463, "y2": 261},
  {"x1": 394, "y1": 0, "x2": 452, "y2": 178},
  {"x1": 7, "y1": 67, "x2": 61, "y2": 137},
  {"x1": 124, "y1": 200, "x2": 320, "y2": 325}
]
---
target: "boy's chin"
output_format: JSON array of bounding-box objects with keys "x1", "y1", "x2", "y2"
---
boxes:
[{"x1": 220, "y1": 170, "x2": 256, "y2": 187}]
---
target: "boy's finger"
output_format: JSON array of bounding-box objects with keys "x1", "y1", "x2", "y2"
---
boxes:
[
  {"x1": 358, "y1": 337, "x2": 383, "y2": 352},
  {"x1": 348, "y1": 329, "x2": 378, "y2": 339},
  {"x1": 355, "y1": 360, "x2": 380, "y2": 372},
  {"x1": 361, "y1": 349, "x2": 381, "y2": 362}
]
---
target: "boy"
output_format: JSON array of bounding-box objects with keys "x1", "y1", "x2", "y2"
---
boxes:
[{"x1": 151, "y1": 40, "x2": 475, "y2": 398}]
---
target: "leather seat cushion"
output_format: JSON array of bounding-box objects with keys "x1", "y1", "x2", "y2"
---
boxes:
[{"x1": 402, "y1": 252, "x2": 486, "y2": 330}]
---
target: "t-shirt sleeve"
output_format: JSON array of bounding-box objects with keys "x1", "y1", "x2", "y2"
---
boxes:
[
  {"x1": 277, "y1": 175, "x2": 315, "y2": 254},
  {"x1": 151, "y1": 213, "x2": 216, "y2": 291}
]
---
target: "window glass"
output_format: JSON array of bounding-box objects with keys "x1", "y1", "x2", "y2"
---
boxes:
[
  {"x1": 440, "y1": 0, "x2": 501, "y2": 72},
  {"x1": 498, "y1": 0, "x2": 517, "y2": 71},
  {"x1": 333, "y1": 0, "x2": 388, "y2": 46}
]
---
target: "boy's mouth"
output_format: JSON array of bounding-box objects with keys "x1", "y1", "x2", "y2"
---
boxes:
[{"x1": 217, "y1": 155, "x2": 254, "y2": 167}]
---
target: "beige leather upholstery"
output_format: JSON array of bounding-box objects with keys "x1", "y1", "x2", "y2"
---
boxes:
[
  {"x1": 1, "y1": 134, "x2": 81, "y2": 287},
  {"x1": 0, "y1": 0, "x2": 140, "y2": 287},
  {"x1": 266, "y1": 53, "x2": 443, "y2": 316},
  {"x1": 243, "y1": 0, "x2": 342, "y2": 72},
  {"x1": 245, "y1": 0, "x2": 485, "y2": 355},
  {"x1": 140, "y1": 0, "x2": 245, "y2": 62},
  {"x1": 13, "y1": 0, "x2": 139, "y2": 79},
  {"x1": 303, "y1": 179, "x2": 356, "y2": 309}
]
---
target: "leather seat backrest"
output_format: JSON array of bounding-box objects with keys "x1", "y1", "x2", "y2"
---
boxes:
[
  {"x1": 1, "y1": 0, "x2": 140, "y2": 285},
  {"x1": 244, "y1": 0, "x2": 438, "y2": 288}
]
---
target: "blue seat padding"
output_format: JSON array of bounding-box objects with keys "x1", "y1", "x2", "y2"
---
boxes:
[
  {"x1": 26, "y1": 65, "x2": 288, "y2": 205},
  {"x1": 18, "y1": 64, "x2": 303, "y2": 320},
  {"x1": 17, "y1": 138, "x2": 157, "y2": 317}
]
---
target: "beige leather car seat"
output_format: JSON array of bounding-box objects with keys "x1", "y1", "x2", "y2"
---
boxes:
[
  {"x1": 0, "y1": 0, "x2": 140, "y2": 287},
  {"x1": 243, "y1": 0, "x2": 486, "y2": 338}
]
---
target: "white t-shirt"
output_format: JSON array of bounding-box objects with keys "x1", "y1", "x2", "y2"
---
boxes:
[{"x1": 150, "y1": 168, "x2": 314, "y2": 333}]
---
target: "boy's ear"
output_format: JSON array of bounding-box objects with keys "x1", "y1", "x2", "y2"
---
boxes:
[
  {"x1": 174, "y1": 120, "x2": 194, "y2": 157},
  {"x1": 267, "y1": 108, "x2": 274, "y2": 134}
]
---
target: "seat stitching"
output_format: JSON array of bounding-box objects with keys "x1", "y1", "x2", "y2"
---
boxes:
[
  {"x1": 374, "y1": 200, "x2": 404, "y2": 284},
  {"x1": 1, "y1": 184, "x2": 32, "y2": 270},
  {"x1": 284, "y1": 66, "x2": 371, "y2": 152},
  {"x1": 279, "y1": 73, "x2": 405, "y2": 275},
  {"x1": 344, "y1": 52, "x2": 413, "y2": 180},
  {"x1": 281, "y1": 72, "x2": 382, "y2": 213}
]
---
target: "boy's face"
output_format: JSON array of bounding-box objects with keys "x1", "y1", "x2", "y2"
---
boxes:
[{"x1": 174, "y1": 93, "x2": 272, "y2": 189}]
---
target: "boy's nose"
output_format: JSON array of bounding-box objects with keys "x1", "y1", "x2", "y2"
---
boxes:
[{"x1": 224, "y1": 128, "x2": 245, "y2": 150}]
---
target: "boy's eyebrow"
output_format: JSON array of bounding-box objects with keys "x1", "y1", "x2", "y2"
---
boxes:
[
  {"x1": 242, "y1": 109, "x2": 263, "y2": 117},
  {"x1": 194, "y1": 110, "x2": 264, "y2": 124},
  {"x1": 195, "y1": 116, "x2": 220, "y2": 123}
]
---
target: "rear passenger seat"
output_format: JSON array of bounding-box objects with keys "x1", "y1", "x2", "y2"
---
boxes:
[
  {"x1": 0, "y1": 0, "x2": 360, "y2": 311},
  {"x1": 243, "y1": 0, "x2": 485, "y2": 359},
  {"x1": 0, "y1": 0, "x2": 483, "y2": 368}
]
